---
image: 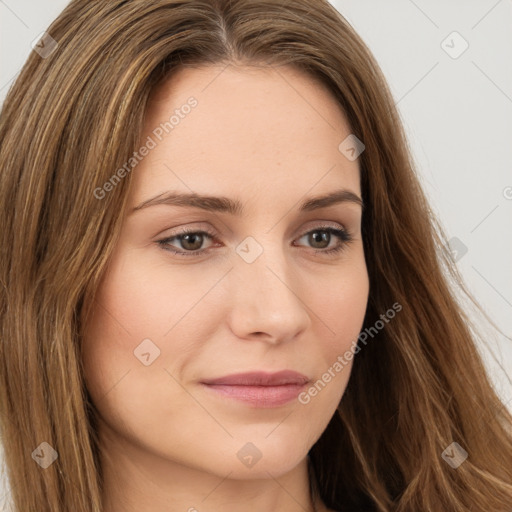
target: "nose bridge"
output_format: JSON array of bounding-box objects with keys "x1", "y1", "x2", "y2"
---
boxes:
[{"x1": 227, "y1": 234, "x2": 311, "y2": 342}]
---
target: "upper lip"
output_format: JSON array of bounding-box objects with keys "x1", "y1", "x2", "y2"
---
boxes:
[{"x1": 201, "y1": 370, "x2": 309, "y2": 386}]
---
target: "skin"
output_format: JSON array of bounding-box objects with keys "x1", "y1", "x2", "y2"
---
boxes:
[{"x1": 81, "y1": 63, "x2": 369, "y2": 512}]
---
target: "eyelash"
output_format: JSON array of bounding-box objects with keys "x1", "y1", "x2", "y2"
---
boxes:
[{"x1": 156, "y1": 225, "x2": 353, "y2": 258}]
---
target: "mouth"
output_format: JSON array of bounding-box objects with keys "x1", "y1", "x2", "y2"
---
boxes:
[{"x1": 200, "y1": 370, "x2": 310, "y2": 408}]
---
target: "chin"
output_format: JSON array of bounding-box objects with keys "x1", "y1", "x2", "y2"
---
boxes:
[{"x1": 185, "y1": 435, "x2": 311, "y2": 480}]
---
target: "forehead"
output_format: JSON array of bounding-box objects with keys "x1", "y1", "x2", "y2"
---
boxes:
[{"x1": 129, "y1": 64, "x2": 361, "y2": 207}]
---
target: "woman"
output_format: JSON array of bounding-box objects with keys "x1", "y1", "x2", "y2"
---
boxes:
[{"x1": 0, "y1": 1, "x2": 511, "y2": 511}]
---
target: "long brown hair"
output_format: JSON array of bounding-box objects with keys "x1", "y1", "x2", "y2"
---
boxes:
[{"x1": 1, "y1": 1, "x2": 511, "y2": 511}]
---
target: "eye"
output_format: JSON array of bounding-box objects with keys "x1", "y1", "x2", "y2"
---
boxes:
[
  {"x1": 293, "y1": 226, "x2": 353, "y2": 256},
  {"x1": 156, "y1": 225, "x2": 353, "y2": 257},
  {"x1": 157, "y1": 228, "x2": 217, "y2": 257}
]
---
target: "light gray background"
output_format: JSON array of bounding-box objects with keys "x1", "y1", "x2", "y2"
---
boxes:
[{"x1": 1, "y1": 0, "x2": 511, "y2": 508}]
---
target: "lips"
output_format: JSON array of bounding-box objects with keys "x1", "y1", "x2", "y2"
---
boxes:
[
  {"x1": 200, "y1": 370, "x2": 310, "y2": 408},
  {"x1": 201, "y1": 370, "x2": 309, "y2": 386}
]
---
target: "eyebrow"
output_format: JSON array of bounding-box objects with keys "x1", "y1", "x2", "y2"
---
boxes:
[{"x1": 131, "y1": 188, "x2": 364, "y2": 215}]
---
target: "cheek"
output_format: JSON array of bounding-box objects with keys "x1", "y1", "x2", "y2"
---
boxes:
[
  {"x1": 80, "y1": 245, "x2": 221, "y2": 405},
  {"x1": 80, "y1": 248, "x2": 160, "y2": 403},
  {"x1": 84, "y1": 241, "x2": 216, "y2": 351},
  {"x1": 80, "y1": 269, "x2": 193, "y2": 443},
  {"x1": 307, "y1": 257, "x2": 369, "y2": 355},
  {"x1": 292, "y1": 257, "x2": 369, "y2": 411}
]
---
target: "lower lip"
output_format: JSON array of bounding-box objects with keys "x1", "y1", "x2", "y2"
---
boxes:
[{"x1": 201, "y1": 383, "x2": 307, "y2": 407}]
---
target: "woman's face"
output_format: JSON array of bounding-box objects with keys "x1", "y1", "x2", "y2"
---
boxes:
[{"x1": 82, "y1": 64, "x2": 369, "y2": 481}]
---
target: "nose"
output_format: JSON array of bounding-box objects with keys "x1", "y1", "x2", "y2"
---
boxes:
[{"x1": 226, "y1": 244, "x2": 312, "y2": 345}]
